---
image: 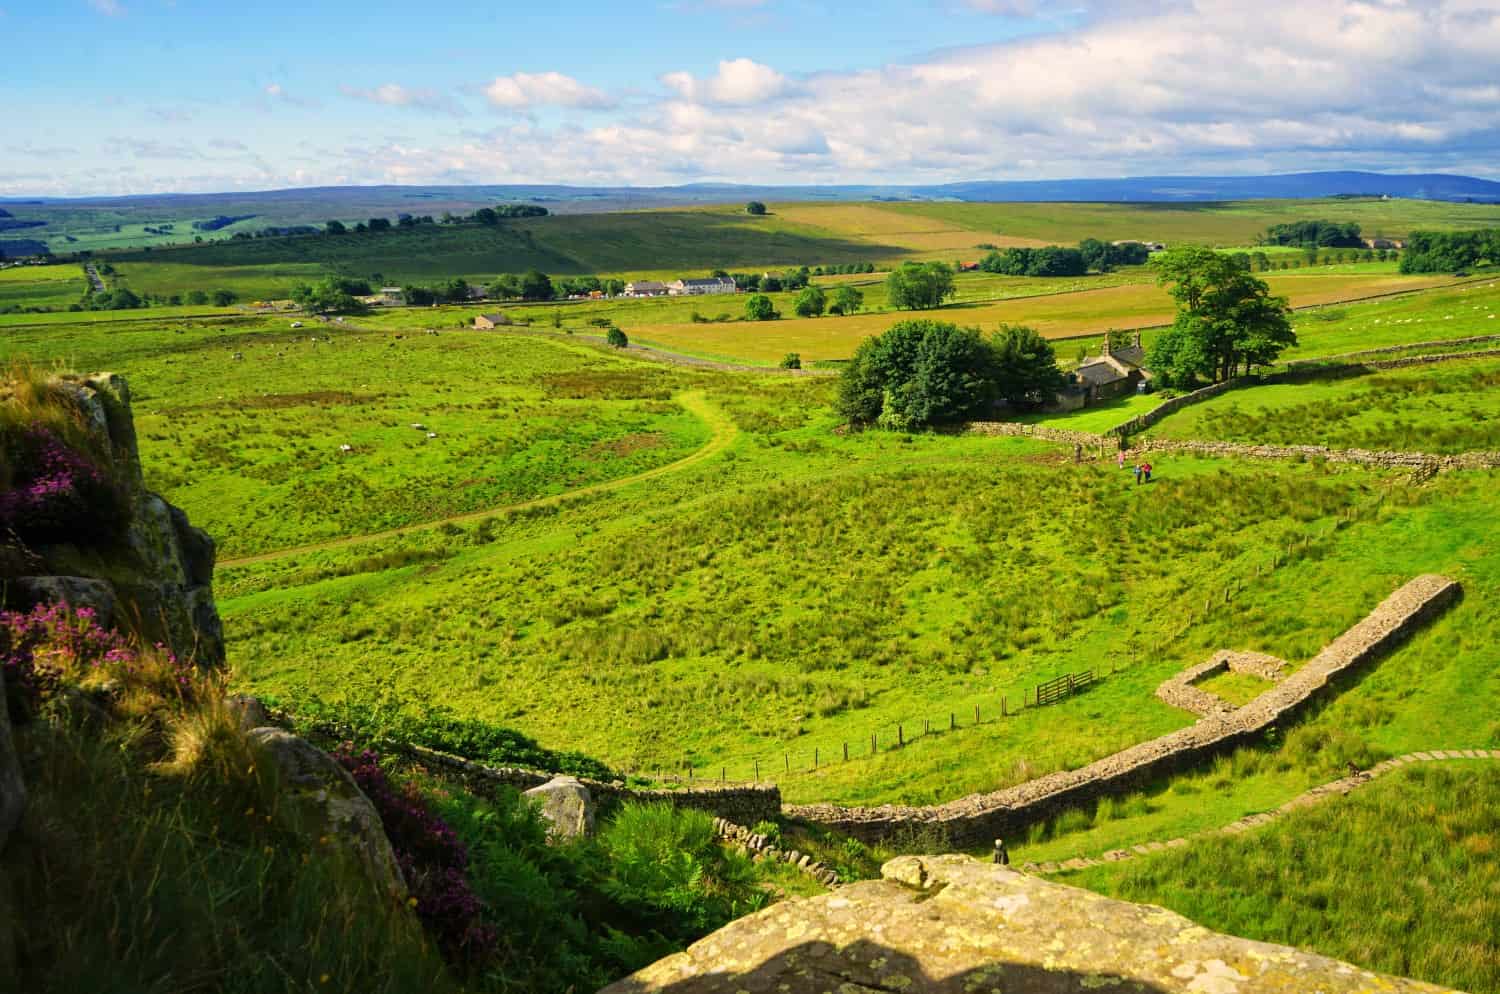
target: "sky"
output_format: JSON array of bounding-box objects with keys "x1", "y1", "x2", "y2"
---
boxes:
[{"x1": 3, "y1": 0, "x2": 1500, "y2": 196}]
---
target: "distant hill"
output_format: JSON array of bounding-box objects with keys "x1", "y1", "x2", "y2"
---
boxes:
[{"x1": 925, "y1": 172, "x2": 1500, "y2": 204}]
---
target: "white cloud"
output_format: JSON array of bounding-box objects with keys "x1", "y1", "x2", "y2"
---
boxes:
[
  {"x1": 483, "y1": 72, "x2": 615, "y2": 110},
  {"x1": 340, "y1": 83, "x2": 463, "y2": 115},
  {"x1": 87, "y1": 0, "x2": 124, "y2": 14},
  {"x1": 662, "y1": 58, "x2": 788, "y2": 105}
]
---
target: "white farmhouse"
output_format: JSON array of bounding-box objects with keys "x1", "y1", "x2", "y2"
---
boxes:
[{"x1": 668, "y1": 276, "x2": 737, "y2": 296}]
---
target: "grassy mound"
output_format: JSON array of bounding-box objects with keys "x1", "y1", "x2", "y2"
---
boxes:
[{"x1": 1071, "y1": 763, "x2": 1500, "y2": 994}]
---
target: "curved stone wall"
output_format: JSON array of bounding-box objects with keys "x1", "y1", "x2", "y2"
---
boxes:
[{"x1": 787, "y1": 575, "x2": 1460, "y2": 846}]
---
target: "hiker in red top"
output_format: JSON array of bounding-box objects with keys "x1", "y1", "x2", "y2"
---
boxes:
[{"x1": 1142, "y1": 462, "x2": 1153, "y2": 483}]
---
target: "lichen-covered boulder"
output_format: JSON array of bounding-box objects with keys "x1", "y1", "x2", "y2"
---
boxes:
[
  {"x1": 600, "y1": 854, "x2": 1458, "y2": 993},
  {"x1": 523, "y1": 775, "x2": 595, "y2": 840},
  {"x1": 246, "y1": 728, "x2": 406, "y2": 900},
  {"x1": 3, "y1": 373, "x2": 225, "y2": 667}
]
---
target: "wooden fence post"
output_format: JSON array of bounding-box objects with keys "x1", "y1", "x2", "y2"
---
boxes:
[
  {"x1": 784, "y1": 752, "x2": 789, "y2": 773},
  {"x1": 974, "y1": 704, "x2": 980, "y2": 724},
  {"x1": 814, "y1": 747, "x2": 819, "y2": 768},
  {"x1": 898, "y1": 724, "x2": 904, "y2": 747},
  {"x1": 950, "y1": 712, "x2": 956, "y2": 730},
  {"x1": 1067, "y1": 673, "x2": 1075, "y2": 696},
  {"x1": 754, "y1": 759, "x2": 759, "y2": 781},
  {"x1": 1002, "y1": 695, "x2": 1007, "y2": 717},
  {"x1": 872, "y1": 732, "x2": 877, "y2": 754},
  {"x1": 843, "y1": 742, "x2": 849, "y2": 761}
]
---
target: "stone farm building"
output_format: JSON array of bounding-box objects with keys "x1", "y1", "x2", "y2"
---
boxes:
[
  {"x1": 668, "y1": 276, "x2": 737, "y2": 296},
  {"x1": 473, "y1": 312, "x2": 511, "y2": 329},
  {"x1": 1052, "y1": 332, "x2": 1152, "y2": 410},
  {"x1": 624, "y1": 280, "x2": 669, "y2": 297}
]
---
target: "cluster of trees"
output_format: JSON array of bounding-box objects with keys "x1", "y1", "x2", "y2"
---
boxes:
[
  {"x1": 470, "y1": 204, "x2": 550, "y2": 224},
  {"x1": 1146, "y1": 247, "x2": 1296, "y2": 387},
  {"x1": 1261, "y1": 220, "x2": 1364, "y2": 248},
  {"x1": 487, "y1": 270, "x2": 559, "y2": 302},
  {"x1": 1399, "y1": 229, "x2": 1500, "y2": 274},
  {"x1": 787, "y1": 285, "x2": 865, "y2": 318},
  {"x1": 290, "y1": 277, "x2": 370, "y2": 314},
  {"x1": 886, "y1": 261, "x2": 957, "y2": 309},
  {"x1": 979, "y1": 239, "x2": 1151, "y2": 278},
  {"x1": 837, "y1": 321, "x2": 1064, "y2": 429}
]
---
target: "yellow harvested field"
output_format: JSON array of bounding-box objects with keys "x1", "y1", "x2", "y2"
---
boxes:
[
  {"x1": 771, "y1": 203, "x2": 1049, "y2": 256},
  {"x1": 628, "y1": 272, "x2": 1458, "y2": 365}
]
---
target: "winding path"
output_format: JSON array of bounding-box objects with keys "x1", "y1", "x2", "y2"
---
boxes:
[
  {"x1": 1024, "y1": 748, "x2": 1500, "y2": 876},
  {"x1": 217, "y1": 390, "x2": 737, "y2": 569}
]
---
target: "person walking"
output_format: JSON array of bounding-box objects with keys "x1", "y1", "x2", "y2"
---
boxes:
[
  {"x1": 1142, "y1": 461, "x2": 1153, "y2": 483},
  {"x1": 1134, "y1": 463, "x2": 1143, "y2": 485},
  {"x1": 1116, "y1": 449, "x2": 1126, "y2": 470},
  {"x1": 993, "y1": 838, "x2": 1009, "y2": 866}
]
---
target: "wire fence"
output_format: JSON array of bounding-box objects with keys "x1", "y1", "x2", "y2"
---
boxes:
[{"x1": 641, "y1": 667, "x2": 1102, "y2": 789}]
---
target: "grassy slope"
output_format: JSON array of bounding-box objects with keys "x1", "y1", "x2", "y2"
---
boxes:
[
  {"x1": 889, "y1": 197, "x2": 1500, "y2": 246},
  {"x1": 1147, "y1": 355, "x2": 1500, "y2": 453},
  {"x1": 1, "y1": 317, "x2": 709, "y2": 558},
  {"x1": 11, "y1": 296, "x2": 1500, "y2": 811},
  {"x1": 1070, "y1": 764, "x2": 1500, "y2": 994}
]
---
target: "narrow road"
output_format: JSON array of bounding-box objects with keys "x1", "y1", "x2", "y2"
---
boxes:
[
  {"x1": 217, "y1": 390, "x2": 737, "y2": 569},
  {"x1": 84, "y1": 263, "x2": 105, "y2": 292}
]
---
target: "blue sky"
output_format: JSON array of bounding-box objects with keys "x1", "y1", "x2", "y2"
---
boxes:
[{"x1": 4, "y1": 0, "x2": 1499, "y2": 195}]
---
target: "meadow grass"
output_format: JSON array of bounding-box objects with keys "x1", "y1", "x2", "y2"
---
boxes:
[
  {"x1": 1015, "y1": 391, "x2": 1160, "y2": 433},
  {"x1": 12, "y1": 297, "x2": 1500, "y2": 810},
  {"x1": 1148, "y1": 355, "x2": 1500, "y2": 453},
  {"x1": 887, "y1": 197, "x2": 1500, "y2": 247},
  {"x1": 0, "y1": 263, "x2": 88, "y2": 311},
  {"x1": 1069, "y1": 763, "x2": 1500, "y2": 994}
]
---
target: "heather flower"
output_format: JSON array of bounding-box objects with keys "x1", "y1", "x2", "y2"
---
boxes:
[
  {"x1": 332, "y1": 743, "x2": 498, "y2": 969},
  {"x1": 0, "y1": 424, "x2": 126, "y2": 545}
]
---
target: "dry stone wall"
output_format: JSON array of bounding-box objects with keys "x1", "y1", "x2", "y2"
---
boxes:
[
  {"x1": 1155, "y1": 650, "x2": 1288, "y2": 718},
  {"x1": 1134, "y1": 438, "x2": 1500, "y2": 472},
  {"x1": 400, "y1": 744, "x2": 783, "y2": 826},
  {"x1": 964, "y1": 421, "x2": 1114, "y2": 448},
  {"x1": 787, "y1": 575, "x2": 1460, "y2": 846}
]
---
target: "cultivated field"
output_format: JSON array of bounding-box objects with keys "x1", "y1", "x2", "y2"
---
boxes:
[
  {"x1": 624, "y1": 271, "x2": 1461, "y2": 365},
  {"x1": 0, "y1": 262, "x2": 89, "y2": 311}
]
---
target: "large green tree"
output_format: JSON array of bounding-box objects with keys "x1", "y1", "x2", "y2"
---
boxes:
[
  {"x1": 830, "y1": 285, "x2": 864, "y2": 316},
  {"x1": 744, "y1": 294, "x2": 778, "y2": 321},
  {"x1": 836, "y1": 320, "x2": 997, "y2": 429},
  {"x1": 885, "y1": 261, "x2": 956, "y2": 310},
  {"x1": 519, "y1": 270, "x2": 554, "y2": 301},
  {"x1": 990, "y1": 324, "x2": 1065, "y2": 409},
  {"x1": 1147, "y1": 247, "x2": 1295, "y2": 387},
  {"x1": 793, "y1": 286, "x2": 827, "y2": 317}
]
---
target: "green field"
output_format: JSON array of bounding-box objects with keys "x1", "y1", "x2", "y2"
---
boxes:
[
  {"x1": 1072, "y1": 763, "x2": 1500, "y2": 994},
  {"x1": 0, "y1": 262, "x2": 88, "y2": 311},
  {"x1": 11, "y1": 296, "x2": 1500, "y2": 812},
  {"x1": 888, "y1": 197, "x2": 1500, "y2": 247},
  {"x1": 1148, "y1": 355, "x2": 1500, "y2": 453}
]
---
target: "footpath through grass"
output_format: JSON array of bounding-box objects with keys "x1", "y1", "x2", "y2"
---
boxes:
[{"x1": 1070, "y1": 763, "x2": 1500, "y2": 994}]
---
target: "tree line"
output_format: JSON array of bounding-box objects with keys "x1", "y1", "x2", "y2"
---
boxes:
[
  {"x1": 1399, "y1": 229, "x2": 1500, "y2": 274},
  {"x1": 978, "y1": 239, "x2": 1151, "y2": 278},
  {"x1": 1260, "y1": 219, "x2": 1366, "y2": 248}
]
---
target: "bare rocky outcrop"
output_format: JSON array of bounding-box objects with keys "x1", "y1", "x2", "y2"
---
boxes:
[
  {"x1": 601, "y1": 854, "x2": 1458, "y2": 993},
  {"x1": 3, "y1": 373, "x2": 224, "y2": 666},
  {"x1": 246, "y1": 727, "x2": 407, "y2": 900}
]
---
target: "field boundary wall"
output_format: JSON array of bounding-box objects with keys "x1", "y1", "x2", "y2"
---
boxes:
[{"x1": 785, "y1": 575, "x2": 1460, "y2": 846}]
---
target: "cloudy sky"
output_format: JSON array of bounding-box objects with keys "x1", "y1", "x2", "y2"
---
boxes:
[{"x1": 4, "y1": 0, "x2": 1499, "y2": 196}]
